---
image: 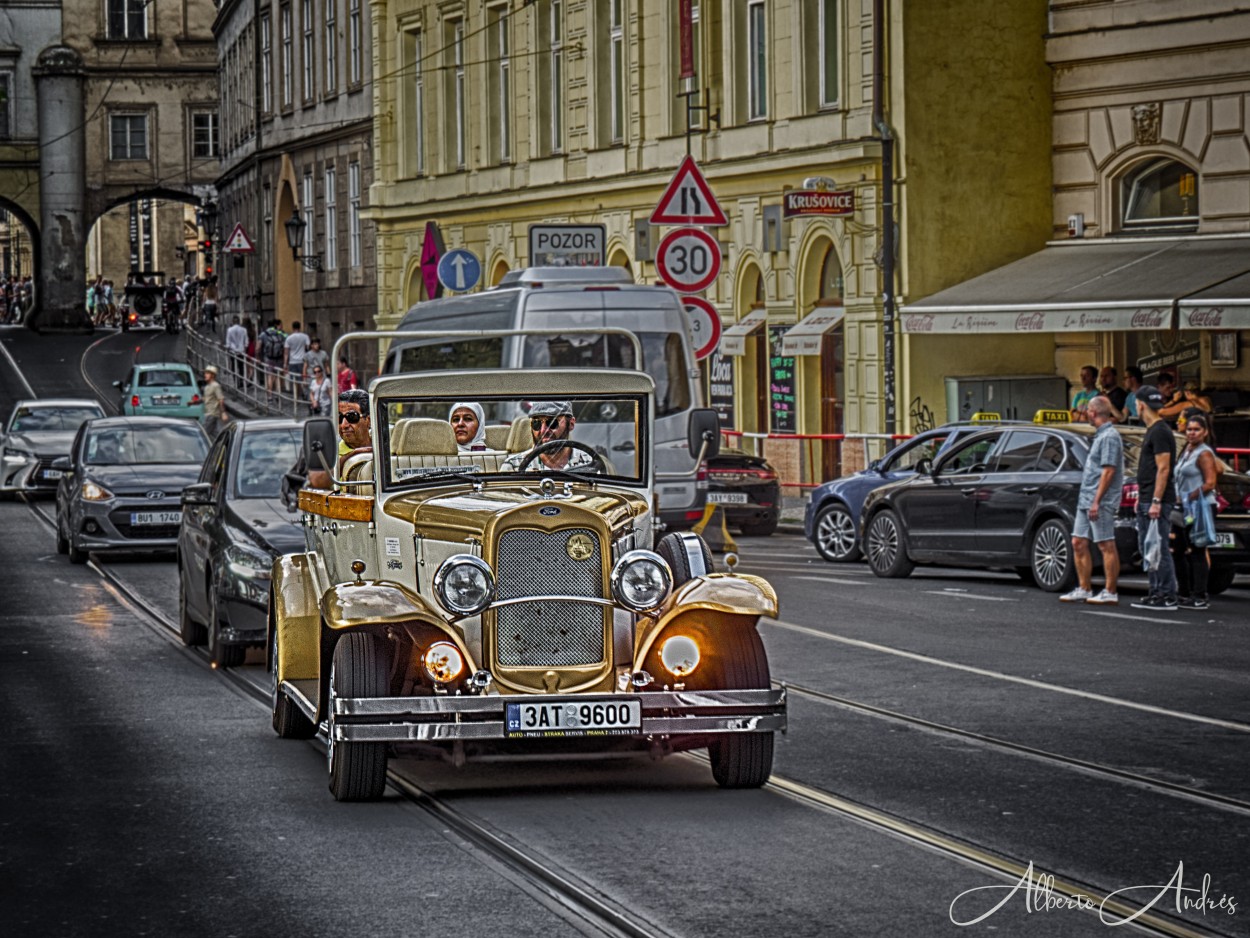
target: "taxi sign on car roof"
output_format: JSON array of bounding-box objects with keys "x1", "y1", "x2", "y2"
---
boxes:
[
  {"x1": 1033, "y1": 409, "x2": 1070, "y2": 424},
  {"x1": 970, "y1": 412, "x2": 1001, "y2": 422}
]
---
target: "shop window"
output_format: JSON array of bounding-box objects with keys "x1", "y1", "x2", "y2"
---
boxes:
[{"x1": 1120, "y1": 159, "x2": 1199, "y2": 231}]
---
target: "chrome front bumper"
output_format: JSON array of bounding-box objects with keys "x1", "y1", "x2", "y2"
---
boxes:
[{"x1": 282, "y1": 683, "x2": 787, "y2": 743}]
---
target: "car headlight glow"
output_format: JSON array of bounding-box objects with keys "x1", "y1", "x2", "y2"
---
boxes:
[
  {"x1": 81, "y1": 481, "x2": 114, "y2": 501},
  {"x1": 422, "y1": 641, "x2": 466, "y2": 684},
  {"x1": 433, "y1": 554, "x2": 495, "y2": 616},
  {"x1": 2, "y1": 447, "x2": 35, "y2": 462},
  {"x1": 660, "y1": 635, "x2": 702, "y2": 677},
  {"x1": 225, "y1": 544, "x2": 273, "y2": 580},
  {"x1": 610, "y1": 550, "x2": 672, "y2": 612}
]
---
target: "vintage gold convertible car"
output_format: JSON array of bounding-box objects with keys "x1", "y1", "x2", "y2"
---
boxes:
[{"x1": 268, "y1": 350, "x2": 786, "y2": 801}]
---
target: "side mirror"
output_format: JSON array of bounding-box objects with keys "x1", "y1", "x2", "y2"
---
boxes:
[
  {"x1": 915, "y1": 457, "x2": 933, "y2": 476},
  {"x1": 688, "y1": 408, "x2": 721, "y2": 461},
  {"x1": 304, "y1": 417, "x2": 338, "y2": 479},
  {"x1": 51, "y1": 456, "x2": 72, "y2": 471},
  {"x1": 868, "y1": 458, "x2": 883, "y2": 473},
  {"x1": 181, "y1": 482, "x2": 214, "y2": 506},
  {"x1": 111, "y1": 380, "x2": 121, "y2": 388}
]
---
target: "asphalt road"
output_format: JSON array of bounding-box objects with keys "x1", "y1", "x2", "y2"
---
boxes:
[{"x1": 1, "y1": 324, "x2": 1247, "y2": 938}]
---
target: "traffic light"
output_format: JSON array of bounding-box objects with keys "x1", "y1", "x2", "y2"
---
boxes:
[
  {"x1": 200, "y1": 238, "x2": 213, "y2": 253},
  {"x1": 205, "y1": 263, "x2": 213, "y2": 277}
]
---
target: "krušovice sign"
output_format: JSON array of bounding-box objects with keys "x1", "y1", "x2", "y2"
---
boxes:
[
  {"x1": 900, "y1": 307, "x2": 1174, "y2": 334},
  {"x1": 783, "y1": 189, "x2": 855, "y2": 218}
]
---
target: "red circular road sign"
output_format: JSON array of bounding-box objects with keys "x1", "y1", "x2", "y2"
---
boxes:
[
  {"x1": 656, "y1": 227, "x2": 721, "y2": 294},
  {"x1": 682, "y1": 296, "x2": 722, "y2": 360}
]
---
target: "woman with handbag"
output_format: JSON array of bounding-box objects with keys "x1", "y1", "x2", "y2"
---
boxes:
[{"x1": 1171, "y1": 411, "x2": 1219, "y2": 610}]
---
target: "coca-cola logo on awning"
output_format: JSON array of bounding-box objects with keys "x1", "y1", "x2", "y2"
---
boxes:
[
  {"x1": 903, "y1": 314, "x2": 935, "y2": 333},
  {"x1": 1014, "y1": 313, "x2": 1045, "y2": 331},
  {"x1": 1130, "y1": 308, "x2": 1167, "y2": 329},
  {"x1": 1187, "y1": 308, "x2": 1224, "y2": 327}
]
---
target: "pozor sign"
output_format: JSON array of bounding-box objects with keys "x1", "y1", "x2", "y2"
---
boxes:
[
  {"x1": 528, "y1": 224, "x2": 606, "y2": 266},
  {"x1": 783, "y1": 189, "x2": 855, "y2": 219}
]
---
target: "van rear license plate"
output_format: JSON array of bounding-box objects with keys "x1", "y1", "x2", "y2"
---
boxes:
[
  {"x1": 505, "y1": 700, "x2": 641, "y2": 738},
  {"x1": 708, "y1": 492, "x2": 748, "y2": 504},
  {"x1": 1215, "y1": 532, "x2": 1235, "y2": 548},
  {"x1": 131, "y1": 511, "x2": 181, "y2": 525}
]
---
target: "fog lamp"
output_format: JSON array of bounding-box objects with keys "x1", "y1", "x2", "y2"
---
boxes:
[
  {"x1": 660, "y1": 636, "x2": 701, "y2": 678},
  {"x1": 433, "y1": 555, "x2": 495, "y2": 616},
  {"x1": 610, "y1": 550, "x2": 672, "y2": 612},
  {"x1": 423, "y1": 642, "x2": 465, "y2": 684}
]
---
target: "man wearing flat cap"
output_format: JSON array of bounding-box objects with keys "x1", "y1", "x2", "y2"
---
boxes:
[
  {"x1": 201, "y1": 364, "x2": 228, "y2": 442},
  {"x1": 502, "y1": 400, "x2": 596, "y2": 471}
]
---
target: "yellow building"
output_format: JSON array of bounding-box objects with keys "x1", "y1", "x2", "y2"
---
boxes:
[{"x1": 369, "y1": 0, "x2": 1050, "y2": 482}]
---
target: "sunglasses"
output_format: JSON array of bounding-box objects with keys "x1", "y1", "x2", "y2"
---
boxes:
[
  {"x1": 339, "y1": 411, "x2": 364, "y2": 424},
  {"x1": 531, "y1": 416, "x2": 565, "y2": 430}
]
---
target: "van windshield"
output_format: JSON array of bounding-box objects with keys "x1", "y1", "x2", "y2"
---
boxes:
[
  {"x1": 396, "y1": 338, "x2": 504, "y2": 372},
  {"x1": 523, "y1": 333, "x2": 690, "y2": 417}
]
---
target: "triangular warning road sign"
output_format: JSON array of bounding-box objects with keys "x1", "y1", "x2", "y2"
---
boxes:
[
  {"x1": 223, "y1": 222, "x2": 255, "y2": 254},
  {"x1": 650, "y1": 155, "x2": 728, "y2": 226}
]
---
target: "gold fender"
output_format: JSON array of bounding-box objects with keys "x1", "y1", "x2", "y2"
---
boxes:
[
  {"x1": 270, "y1": 554, "x2": 324, "y2": 690},
  {"x1": 633, "y1": 573, "x2": 778, "y2": 670}
]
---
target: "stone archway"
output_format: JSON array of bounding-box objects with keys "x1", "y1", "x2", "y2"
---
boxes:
[
  {"x1": 0, "y1": 200, "x2": 41, "y2": 315},
  {"x1": 85, "y1": 189, "x2": 204, "y2": 288}
]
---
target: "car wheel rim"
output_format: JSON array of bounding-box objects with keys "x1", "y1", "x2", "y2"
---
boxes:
[
  {"x1": 270, "y1": 628, "x2": 279, "y2": 708},
  {"x1": 1033, "y1": 524, "x2": 1068, "y2": 588},
  {"x1": 818, "y1": 509, "x2": 856, "y2": 558},
  {"x1": 868, "y1": 516, "x2": 898, "y2": 569},
  {"x1": 326, "y1": 659, "x2": 338, "y2": 769}
]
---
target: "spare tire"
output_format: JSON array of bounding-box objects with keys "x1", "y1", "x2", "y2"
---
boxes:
[{"x1": 656, "y1": 531, "x2": 713, "y2": 586}]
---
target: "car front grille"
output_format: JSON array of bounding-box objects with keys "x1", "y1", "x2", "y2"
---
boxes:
[
  {"x1": 30, "y1": 456, "x2": 61, "y2": 489},
  {"x1": 493, "y1": 527, "x2": 605, "y2": 668}
]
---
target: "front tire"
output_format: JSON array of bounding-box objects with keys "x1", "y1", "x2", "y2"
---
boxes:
[
  {"x1": 55, "y1": 512, "x2": 69, "y2": 555},
  {"x1": 1030, "y1": 518, "x2": 1076, "y2": 593},
  {"x1": 328, "y1": 632, "x2": 390, "y2": 801},
  {"x1": 814, "y1": 503, "x2": 861, "y2": 562},
  {"x1": 67, "y1": 531, "x2": 88, "y2": 565},
  {"x1": 178, "y1": 567, "x2": 206, "y2": 646},
  {"x1": 865, "y1": 510, "x2": 914, "y2": 578},
  {"x1": 1207, "y1": 564, "x2": 1235, "y2": 596},
  {"x1": 707, "y1": 626, "x2": 774, "y2": 789},
  {"x1": 206, "y1": 585, "x2": 246, "y2": 668}
]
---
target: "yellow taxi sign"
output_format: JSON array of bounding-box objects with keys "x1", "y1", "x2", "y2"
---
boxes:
[
  {"x1": 969, "y1": 412, "x2": 1001, "y2": 422},
  {"x1": 1033, "y1": 409, "x2": 1070, "y2": 424}
]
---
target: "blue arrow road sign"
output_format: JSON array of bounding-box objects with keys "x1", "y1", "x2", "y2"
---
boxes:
[{"x1": 437, "y1": 248, "x2": 482, "y2": 293}]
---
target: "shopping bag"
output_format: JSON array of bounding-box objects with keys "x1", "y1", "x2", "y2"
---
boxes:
[
  {"x1": 1191, "y1": 495, "x2": 1217, "y2": 549},
  {"x1": 1142, "y1": 519, "x2": 1162, "y2": 571}
]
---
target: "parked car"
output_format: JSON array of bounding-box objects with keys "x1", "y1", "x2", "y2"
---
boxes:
[
  {"x1": 805, "y1": 422, "x2": 1017, "y2": 562},
  {"x1": 1, "y1": 399, "x2": 105, "y2": 497},
  {"x1": 177, "y1": 419, "x2": 305, "y2": 667},
  {"x1": 269, "y1": 331, "x2": 786, "y2": 801},
  {"x1": 706, "y1": 447, "x2": 781, "y2": 536},
  {"x1": 53, "y1": 416, "x2": 210, "y2": 563},
  {"x1": 859, "y1": 422, "x2": 1250, "y2": 593},
  {"x1": 114, "y1": 363, "x2": 204, "y2": 419}
]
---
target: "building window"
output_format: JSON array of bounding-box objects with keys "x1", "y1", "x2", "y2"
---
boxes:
[
  {"x1": 348, "y1": 161, "x2": 361, "y2": 268},
  {"x1": 403, "y1": 28, "x2": 424, "y2": 175},
  {"x1": 302, "y1": 172, "x2": 315, "y2": 259},
  {"x1": 281, "y1": 5, "x2": 293, "y2": 108},
  {"x1": 0, "y1": 73, "x2": 10, "y2": 140},
  {"x1": 191, "y1": 111, "x2": 219, "y2": 159},
  {"x1": 818, "y1": 0, "x2": 838, "y2": 107},
  {"x1": 445, "y1": 18, "x2": 465, "y2": 170},
  {"x1": 302, "y1": 0, "x2": 315, "y2": 102},
  {"x1": 1121, "y1": 159, "x2": 1200, "y2": 230},
  {"x1": 107, "y1": 0, "x2": 147, "y2": 40},
  {"x1": 324, "y1": 166, "x2": 337, "y2": 270},
  {"x1": 747, "y1": 0, "x2": 767, "y2": 120},
  {"x1": 324, "y1": 0, "x2": 338, "y2": 93},
  {"x1": 109, "y1": 114, "x2": 147, "y2": 160},
  {"x1": 349, "y1": 0, "x2": 363, "y2": 85},
  {"x1": 489, "y1": 6, "x2": 511, "y2": 162},
  {"x1": 609, "y1": 0, "x2": 625, "y2": 143},
  {"x1": 262, "y1": 182, "x2": 272, "y2": 280},
  {"x1": 261, "y1": 14, "x2": 273, "y2": 113}
]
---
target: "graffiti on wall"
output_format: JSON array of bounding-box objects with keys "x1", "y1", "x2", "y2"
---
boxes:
[{"x1": 910, "y1": 396, "x2": 936, "y2": 433}]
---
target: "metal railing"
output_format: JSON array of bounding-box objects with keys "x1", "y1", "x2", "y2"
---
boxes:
[{"x1": 184, "y1": 325, "x2": 310, "y2": 419}]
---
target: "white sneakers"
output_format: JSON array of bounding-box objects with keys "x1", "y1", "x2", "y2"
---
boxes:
[{"x1": 1060, "y1": 587, "x2": 1119, "y2": 605}]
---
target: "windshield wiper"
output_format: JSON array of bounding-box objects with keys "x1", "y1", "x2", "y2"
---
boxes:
[{"x1": 521, "y1": 467, "x2": 599, "y2": 485}]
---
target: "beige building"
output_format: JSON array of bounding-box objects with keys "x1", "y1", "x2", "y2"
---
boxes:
[
  {"x1": 905, "y1": 1, "x2": 1250, "y2": 439},
  {"x1": 368, "y1": 0, "x2": 1051, "y2": 481}
]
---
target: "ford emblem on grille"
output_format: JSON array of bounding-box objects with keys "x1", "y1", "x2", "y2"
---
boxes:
[
  {"x1": 539, "y1": 506, "x2": 561, "y2": 516},
  {"x1": 146, "y1": 490, "x2": 165, "y2": 500}
]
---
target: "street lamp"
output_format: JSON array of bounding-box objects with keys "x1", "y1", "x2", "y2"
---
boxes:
[
  {"x1": 200, "y1": 199, "x2": 219, "y2": 238},
  {"x1": 284, "y1": 209, "x2": 322, "y2": 271}
]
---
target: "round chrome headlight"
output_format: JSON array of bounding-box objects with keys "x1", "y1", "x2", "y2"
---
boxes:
[
  {"x1": 610, "y1": 550, "x2": 672, "y2": 612},
  {"x1": 423, "y1": 641, "x2": 466, "y2": 684},
  {"x1": 433, "y1": 554, "x2": 495, "y2": 616}
]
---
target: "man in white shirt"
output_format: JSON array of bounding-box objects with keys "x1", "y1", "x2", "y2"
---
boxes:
[
  {"x1": 225, "y1": 315, "x2": 248, "y2": 389},
  {"x1": 283, "y1": 321, "x2": 311, "y2": 395}
]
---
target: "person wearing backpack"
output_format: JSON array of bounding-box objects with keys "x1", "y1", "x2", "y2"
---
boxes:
[{"x1": 260, "y1": 319, "x2": 287, "y2": 403}]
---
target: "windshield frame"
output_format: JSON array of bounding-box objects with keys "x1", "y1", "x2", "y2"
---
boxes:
[
  {"x1": 8, "y1": 405, "x2": 106, "y2": 433},
  {"x1": 232, "y1": 426, "x2": 304, "y2": 500}
]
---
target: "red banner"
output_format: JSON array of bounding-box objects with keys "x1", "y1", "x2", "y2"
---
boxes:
[{"x1": 679, "y1": 0, "x2": 694, "y2": 81}]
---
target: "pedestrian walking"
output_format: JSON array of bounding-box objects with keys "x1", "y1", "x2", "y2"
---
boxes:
[
  {"x1": 225, "y1": 315, "x2": 248, "y2": 388},
  {"x1": 1172, "y1": 412, "x2": 1219, "y2": 610},
  {"x1": 308, "y1": 365, "x2": 333, "y2": 416},
  {"x1": 201, "y1": 365, "x2": 228, "y2": 441},
  {"x1": 336, "y1": 356, "x2": 358, "y2": 394},
  {"x1": 304, "y1": 335, "x2": 329, "y2": 383},
  {"x1": 1129, "y1": 384, "x2": 1179, "y2": 610},
  {"x1": 283, "y1": 321, "x2": 311, "y2": 396},
  {"x1": 1060, "y1": 396, "x2": 1124, "y2": 605},
  {"x1": 260, "y1": 319, "x2": 287, "y2": 402}
]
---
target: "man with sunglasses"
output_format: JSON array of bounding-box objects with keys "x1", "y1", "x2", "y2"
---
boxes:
[{"x1": 502, "y1": 400, "x2": 595, "y2": 471}]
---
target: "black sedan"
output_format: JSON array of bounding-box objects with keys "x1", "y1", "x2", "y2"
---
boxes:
[
  {"x1": 706, "y1": 447, "x2": 781, "y2": 536},
  {"x1": 1, "y1": 399, "x2": 105, "y2": 496},
  {"x1": 177, "y1": 419, "x2": 305, "y2": 667},
  {"x1": 54, "y1": 417, "x2": 210, "y2": 563}
]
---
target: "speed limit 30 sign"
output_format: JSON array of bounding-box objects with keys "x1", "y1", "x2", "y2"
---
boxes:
[{"x1": 656, "y1": 227, "x2": 721, "y2": 294}]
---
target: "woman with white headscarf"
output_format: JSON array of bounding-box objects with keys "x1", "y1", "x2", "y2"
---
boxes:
[{"x1": 449, "y1": 402, "x2": 487, "y2": 452}]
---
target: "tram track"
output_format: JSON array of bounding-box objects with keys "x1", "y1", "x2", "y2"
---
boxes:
[{"x1": 24, "y1": 499, "x2": 1238, "y2": 938}]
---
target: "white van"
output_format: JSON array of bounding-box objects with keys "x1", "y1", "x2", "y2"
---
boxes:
[{"x1": 384, "y1": 267, "x2": 708, "y2": 529}]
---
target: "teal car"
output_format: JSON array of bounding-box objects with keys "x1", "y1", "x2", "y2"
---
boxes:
[{"x1": 115, "y1": 363, "x2": 205, "y2": 419}]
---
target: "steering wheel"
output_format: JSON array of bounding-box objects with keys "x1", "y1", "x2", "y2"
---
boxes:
[{"x1": 515, "y1": 439, "x2": 606, "y2": 474}]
